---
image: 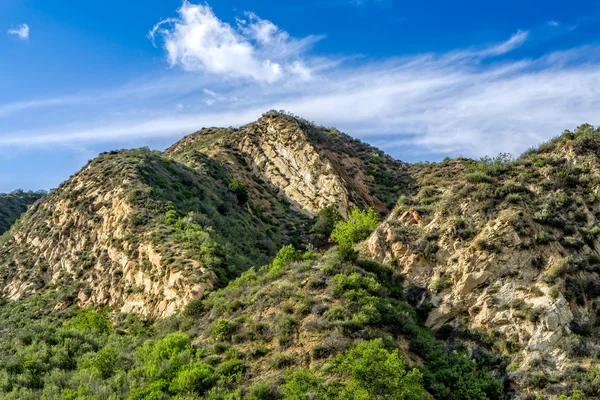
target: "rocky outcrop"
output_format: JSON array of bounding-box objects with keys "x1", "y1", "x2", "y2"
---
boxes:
[
  {"x1": 232, "y1": 115, "x2": 351, "y2": 215},
  {"x1": 366, "y1": 130, "x2": 600, "y2": 397},
  {"x1": 167, "y1": 112, "x2": 410, "y2": 217}
]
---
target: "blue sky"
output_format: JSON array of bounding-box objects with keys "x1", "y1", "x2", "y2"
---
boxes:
[{"x1": 1, "y1": 0, "x2": 600, "y2": 191}]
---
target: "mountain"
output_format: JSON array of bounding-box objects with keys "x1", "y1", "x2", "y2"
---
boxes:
[
  {"x1": 367, "y1": 124, "x2": 600, "y2": 397},
  {"x1": 0, "y1": 112, "x2": 407, "y2": 318},
  {"x1": 0, "y1": 111, "x2": 596, "y2": 399},
  {"x1": 0, "y1": 190, "x2": 45, "y2": 235}
]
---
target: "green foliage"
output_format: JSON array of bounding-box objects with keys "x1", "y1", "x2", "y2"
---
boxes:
[
  {"x1": 331, "y1": 208, "x2": 379, "y2": 259},
  {"x1": 466, "y1": 172, "x2": 493, "y2": 184},
  {"x1": 0, "y1": 247, "x2": 507, "y2": 400},
  {"x1": 212, "y1": 319, "x2": 234, "y2": 340},
  {"x1": 169, "y1": 363, "x2": 215, "y2": 394},
  {"x1": 66, "y1": 307, "x2": 112, "y2": 335},
  {"x1": 310, "y1": 206, "x2": 342, "y2": 237},
  {"x1": 227, "y1": 179, "x2": 249, "y2": 204},
  {"x1": 246, "y1": 382, "x2": 278, "y2": 400},
  {"x1": 183, "y1": 299, "x2": 205, "y2": 318},
  {"x1": 282, "y1": 370, "x2": 326, "y2": 400},
  {"x1": 331, "y1": 208, "x2": 380, "y2": 247},
  {"x1": 333, "y1": 339, "x2": 431, "y2": 400},
  {"x1": 431, "y1": 278, "x2": 452, "y2": 293},
  {"x1": 270, "y1": 245, "x2": 304, "y2": 274}
]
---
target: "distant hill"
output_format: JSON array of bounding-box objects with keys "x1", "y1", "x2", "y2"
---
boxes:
[{"x1": 0, "y1": 190, "x2": 45, "y2": 234}]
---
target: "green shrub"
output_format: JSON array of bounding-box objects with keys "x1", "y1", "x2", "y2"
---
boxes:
[
  {"x1": 184, "y1": 299, "x2": 205, "y2": 318},
  {"x1": 431, "y1": 278, "x2": 451, "y2": 293},
  {"x1": 466, "y1": 172, "x2": 493, "y2": 184},
  {"x1": 228, "y1": 179, "x2": 249, "y2": 204},
  {"x1": 66, "y1": 307, "x2": 112, "y2": 335},
  {"x1": 333, "y1": 339, "x2": 431, "y2": 399},
  {"x1": 282, "y1": 370, "x2": 326, "y2": 400},
  {"x1": 169, "y1": 362, "x2": 215, "y2": 394},
  {"x1": 271, "y1": 245, "x2": 304, "y2": 273},
  {"x1": 331, "y1": 208, "x2": 380, "y2": 247},
  {"x1": 549, "y1": 285, "x2": 561, "y2": 300},
  {"x1": 247, "y1": 382, "x2": 279, "y2": 400},
  {"x1": 212, "y1": 319, "x2": 234, "y2": 340},
  {"x1": 310, "y1": 206, "x2": 342, "y2": 237}
]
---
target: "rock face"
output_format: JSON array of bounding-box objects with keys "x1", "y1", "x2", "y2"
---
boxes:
[
  {"x1": 167, "y1": 112, "x2": 411, "y2": 217},
  {"x1": 232, "y1": 115, "x2": 350, "y2": 215},
  {"x1": 367, "y1": 126, "x2": 600, "y2": 397}
]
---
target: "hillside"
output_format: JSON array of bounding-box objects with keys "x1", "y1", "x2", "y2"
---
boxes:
[
  {"x1": 0, "y1": 147, "x2": 313, "y2": 317},
  {"x1": 0, "y1": 112, "x2": 408, "y2": 319},
  {"x1": 0, "y1": 112, "x2": 597, "y2": 399},
  {"x1": 166, "y1": 111, "x2": 412, "y2": 216},
  {"x1": 368, "y1": 124, "x2": 600, "y2": 397},
  {"x1": 0, "y1": 247, "x2": 506, "y2": 399},
  {"x1": 0, "y1": 190, "x2": 45, "y2": 235}
]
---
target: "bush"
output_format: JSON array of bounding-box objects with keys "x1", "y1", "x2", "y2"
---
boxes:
[
  {"x1": 247, "y1": 382, "x2": 280, "y2": 400},
  {"x1": 310, "y1": 206, "x2": 342, "y2": 237},
  {"x1": 66, "y1": 307, "x2": 112, "y2": 335},
  {"x1": 466, "y1": 172, "x2": 493, "y2": 184},
  {"x1": 333, "y1": 339, "x2": 431, "y2": 399},
  {"x1": 282, "y1": 370, "x2": 325, "y2": 400},
  {"x1": 431, "y1": 278, "x2": 451, "y2": 293},
  {"x1": 169, "y1": 362, "x2": 215, "y2": 394},
  {"x1": 228, "y1": 179, "x2": 249, "y2": 204},
  {"x1": 184, "y1": 299, "x2": 205, "y2": 318},
  {"x1": 271, "y1": 245, "x2": 304, "y2": 273},
  {"x1": 212, "y1": 319, "x2": 234, "y2": 340},
  {"x1": 331, "y1": 208, "x2": 380, "y2": 247}
]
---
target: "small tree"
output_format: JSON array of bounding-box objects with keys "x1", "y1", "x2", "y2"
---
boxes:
[
  {"x1": 334, "y1": 339, "x2": 431, "y2": 399},
  {"x1": 228, "y1": 179, "x2": 249, "y2": 204},
  {"x1": 310, "y1": 206, "x2": 342, "y2": 237},
  {"x1": 330, "y1": 208, "x2": 379, "y2": 259}
]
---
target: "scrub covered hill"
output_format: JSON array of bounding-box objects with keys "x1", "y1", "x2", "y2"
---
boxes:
[
  {"x1": 0, "y1": 111, "x2": 598, "y2": 399},
  {"x1": 0, "y1": 190, "x2": 45, "y2": 235},
  {"x1": 0, "y1": 246, "x2": 505, "y2": 400}
]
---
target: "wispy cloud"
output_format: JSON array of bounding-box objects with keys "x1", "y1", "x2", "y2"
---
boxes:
[
  {"x1": 7, "y1": 23, "x2": 29, "y2": 40},
  {"x1": 1, "y1": 4, "x2": 600, "y2": 164},
  {"x1": 148, "y1": 1, "x2": 321, "y2": 83}
]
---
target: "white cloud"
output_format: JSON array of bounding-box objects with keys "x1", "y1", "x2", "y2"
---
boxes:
[
  {"x1": 477, "y1": 30, "x2": 528, "y2": 57},
  {"x1": 149, "y1": 2, "x2": 321, "y2": 83},
  {"x1": 7, "y1": 23, "x2": 29, "y2": 40},
  {"x1": 2, "y1": 12, "x2": 600, "y2": 164},
  {"x1": 546, "y1": 20, "x2": 560, "y2": 27}
]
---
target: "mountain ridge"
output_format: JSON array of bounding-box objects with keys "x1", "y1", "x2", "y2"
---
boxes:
[{"x1": 0, "y1": 112, "x2": 598, "y2": 399}]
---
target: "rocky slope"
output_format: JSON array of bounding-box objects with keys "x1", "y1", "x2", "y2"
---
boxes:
[
  {"x1": 166, "y1": 111, "x2": 411, "y2": 217},
  {"x1": 367, "y1": 124, "x2": 600, "y2": 398},
  {"x1": 1, "y1": 112, "x2": 599, "y2": 399},
  {"x1": 0, "y1": 148, "x2": 311, "y2": 317},
  {"x1": 0, "y1": 112, "x2": 407, "y2": 319},
  {"x1": 0, "y1": 190, "x2": 45, "y2": 234}
]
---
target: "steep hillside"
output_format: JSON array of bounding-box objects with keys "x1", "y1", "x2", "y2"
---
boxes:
[
  {"x1": 166, "y1": 111, "x2": 413, "y2": 216},
  {"x1": 2, "y1": 112, "x2": 599, "y2": 399},
  {"x1": 0, "y1": 148, "x2": 310, "y2": 317},
  {"x1": 0, "y1": 111, "x2": 411, "y2": 319},
  {"x1": 0, "y1": 248, "x2": 505, "y2": 399},
  {"x1": 0, "y1": 190, "x2": 45, "y2": 235},
  {"x1": 368, "y1": 124, "x2": 600, "y2": 397}
]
